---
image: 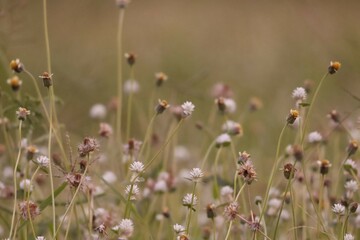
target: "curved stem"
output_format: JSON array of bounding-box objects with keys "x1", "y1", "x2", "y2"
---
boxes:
[{"x1": 224, "y1": 221, "x2": 233, "y2": 240}]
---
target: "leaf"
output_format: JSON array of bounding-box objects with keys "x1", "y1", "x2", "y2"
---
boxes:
[{"x1": 299, "y1": 103, "x2": 310, "y2": 107}]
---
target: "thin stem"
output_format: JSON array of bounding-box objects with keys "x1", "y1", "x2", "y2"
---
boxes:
[
  {"x1": 138, "y1": 113, "x2": 157, "y2": 160},
  {"x1": 9, "y1": 121, "x2": 23, "y2": 239},
  {"x1": 273, "y1": 178, "x2": 292, "y2": 239},
  {"x1": 213, "y1": 147, "x2": 222, "y2": 199},
  {"x1": 290, "y1": 185, "x2": 298, "y2": 240},
  {"x1": 185, "y1": 182, "x2": 197, "y2": 235},
  {"x1": 317, "y1": 174, "x2": 325, "y2": 236},
  {"x1": 224, "y1": 221, "x2": 233, "y2": 240}
]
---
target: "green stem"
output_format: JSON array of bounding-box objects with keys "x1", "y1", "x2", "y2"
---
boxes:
[
  {"x1": 185, "y1": 182, "x2": 197, "y2": 235},
  {"x1": 213, "y1": 147, "x2": 222, "y2": 199},
  {"x1": 224, "y1": 221, "x2": 233, "y2": 240},
  {"x1": 290, "y1": 185, "x2": 298, "y2": 240},
  {"x1": 273, "y1": 178, "x2": 292, "y2": 239}
]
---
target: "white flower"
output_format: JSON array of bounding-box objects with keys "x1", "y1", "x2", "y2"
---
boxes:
[
  {"x1": 345, "y1": 180, "x2": 358, "y2": 192},
  {"x1": 344, "y1": 159, "x2": 357, "y2": 170},
  {"x1": 189, "y1": 168, "x2": 204, "y2": 182},
  {"x1": 173, "y1": 223, "x2": 185, "y2": 234},
  {"x1": 332, "y1": 203, "x2": 345, "y2": 215},
  {"x1": 215, "y1": 133, "x2": 231, "y2": 147},
  {"x1": 268, "y1": 198, "x2": 282, "y2": 209},
  {"x1": 102, "y1": 171, "x2": 117, "y2": 184},
  {"x1": 125, "y1": 184, "x2": 140, "y2": 200},
  {"x1": 182, "y1": 193, "x2": 197, "y2": 207},
  {"x1": 19, "y1": 179, "x2": 33, "y2": 192},
  {"x1": 344, "y1": 233, "x2": 355, "y2": 240},
  {"x1": 3, "y1": 166, "x2": 13, "y2": 179},
  {"x1": 89, "y1": 104, "x2": 107, "y2": 120},
  {"x1": 308, "y1": 131, "x2": 322, "y2": 143},
  {"x1": 222, "y1": 120, "x2": 243, "y2": 136},
  {"x1": 181, "y1": 101, "x2": 195, "y2": 116},
  {"x1": 35, "y1": 237, "x2": 46, "y2": 240},
  {"x1": 154, "y1": 180, "x2": 168, "y2": 193},
  {"x1": 292, "y1": 87, "x2": 307, "y2": 101},
  {"x1": 221, "y1": 186, "x2": 234, "y2": 198},
  {"x1": 116, "y1": 219, "x2": 134, "y2": 237},
  {"x1": 224, "y1": 98, "x2": 237, "y2": 113},
  {"x1": 124, "y1": 79, "x2": 140, "y2": 94},
  {"x1": 129, "y1": 161, "x2": 144, "y2": 173},
  {"x1": 36, "y1": 155, "x2": 50, "y2": 167}
]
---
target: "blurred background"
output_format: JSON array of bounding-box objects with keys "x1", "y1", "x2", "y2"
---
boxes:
[{"x1": 1, "y1": 0, "x2": 360, "y2": 180}]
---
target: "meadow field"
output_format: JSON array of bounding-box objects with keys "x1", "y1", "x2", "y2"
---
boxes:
[{"x1": 1, "y1": 1, "x2": 360, "y2": 239}]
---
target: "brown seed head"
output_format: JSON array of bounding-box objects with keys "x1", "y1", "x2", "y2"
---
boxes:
[
  {"x1": 155, "y1": 99, "x2": 170, "y2": 114},
  {"x1": 125, "y1": 53, "x2": 136, "y2": 66},
  {"x1": 215, "y1": 97, "x2": 226, "y2": 113},
  {"x1": 7, "y1": 76, "x2": 22, "y2": 91},
  {"x1": 287, "y1": 109, "x2": 299, "y2": 124},
  {"x1": 317, "y1": 159, "x2": 332, "y2": 175},
  {"x1": 248, "y1": 97, "x2": 263, "y2": 112},
  {"x1": 155, "y1": 72, "x2": 168, "y2": 87},
  {"x1": 347, "y1": 140, "x2": 358, "y2": 157},
  {"x1": 328, "y1": 61, "x2": 341, "y2": 74},
  {"x1": 328, "y1": 109, "x2": 341, "y2": 123},
  {"x1": 206, "y1": 203, "x2": 216, "y2": 219},
  {"x1": 26, "y1": 145, "x2": 38, "y2": 161},
  {"x1": 283, "y1": 163, "x2": 296, "y2": 180},
  {"x1": 39, "y1": 72, "x2": 53, "y2": 88},
  {"x1": 10, "y1": 59, "x2": 24, "y2": 73}
]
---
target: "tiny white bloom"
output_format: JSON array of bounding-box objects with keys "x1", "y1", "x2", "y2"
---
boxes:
[
  {"x1": 36, "y1": 155, "x2": 50, "y2": 167},
  {"x1": 154, "y1": 180, "x2": 168, "y2": 193},
  {"x1": 292, "y1": 87, "x2": 307, "y2": 101},
  {"x1": 35, "y1": 237, "x2": 46, "y2": 240},
  {"x1": 117, "y1": 218, "x2": 134, "y2": 237},
  {"x1": 345, "y1": 180, "x2": 358, "y2": 192},
  {"x1": 268, "y1": 198, "x2": 282, "y2": 209},
  {"x1": 224, "y1": 98, "x2": 237, "y2": 113},
  {"x1": 344, "y1": 233, "x2": 355, "y2": 240},
  {"x1": 102, "y1": 171, "x2": 117, "y2": 184},
  {"x1": 216, "y1": 133, "x2": 231, "y2": 147},
  {"x1": 220, "y1": 185, "x2": 234, "y2": 198},
  {"x1": 19, "y1": 179, "x2": 33, "y2": 192},
  {"x1": 181, "y1": 101, "x2": 195, "y2": 116},
  {"x1": 89, "y1": 104, "x2": 107, "y2": 120},
  {"x1": 189, "y1": 168, "x2": 204, "y2": 182},
  {"x1": 125, "y1": 184, "x2": 140, "y2": 200},
  {"x1": 129, "y1": 161, "x2": 144, "y2": 173},
  {"x1": 182, "y1": 193, "x2": 197, "y2": 207},
  {"x1": 124, "y1": 79, "x2": 140, "y2": 94},
  {"x1": 344, "y1": 159, "x2": 357, "y2": 170},
  {"x1": 173, "y1": 223, "x2": 185, "y2": 234},
  {"x1": 308, "y1": 131, "x2": 322, "y2": 143},
  {"x1": 332, "y1": 203, "x2": 345, "y2": 215}
]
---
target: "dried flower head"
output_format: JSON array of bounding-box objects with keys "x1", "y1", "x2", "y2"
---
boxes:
[
  {"x1": 215, "y1": 97, "x2": 236, "y2": 113},
  {"x1": 332, "y1": 203, "x2": 345, "y2": 215},
  {"x1": 328, "y1": 109, "x2": 340, "y2": 123},
  {"x1": 39, "y1": 72, "x2": 53, "y2": 88},
  {"x1": 349, "y1": 202, "x2": 358, "y2": 213},
  {"x1": 224, "y1": 202, "x2": 239, "y2": 221},
  {"x1": 303, "y1": 79, "x2": 313, "y2": 93},
  {"x1": 283, "y1": 163, "x2": 296, "y2": 180},
  {"x1": 286, "y1": 109, "x2": 299, "y2": 124},
  {"x1": 182, "y1": 193, "x2": 197, "y2": 209},
  {"x1": 116, "y1": 0, "x2": 131, "y2": 8},
  {"x1": 18, "y1": 200, "x2": 40, "y2": 220},
  {"x1": 317, "y1": 159, "x2": 332, "y2": 175},
  {"x1": 99, "y1": 122, "x2": 113, "y2": 138},
  {"x1": 181, "y1": 101, "x2": 195, "y2": 117},
  {"x1": 16, "y1": 107, "x2": 31, "y2": 121},
  {"x1": 26, "y1": 145, "x2": 39, "y2": 161},
  {"x1": 347, "y1": 140, "x2": 358, "y2": 157},
  {"x1": 155, "y1": 72, "x2": 168, "y2": 87},
  {"x1": 124, "y1": 52, "x2": 136, "y2": 66},
  {"x1": 188, "y1": 168, "x2": 204, "y2": 182},
  {"x1": 114, "y1": 219, "x2": 134, "y2": 238},
  {"x1": 10, "y1": 59, "x2": 24, "y2": 73},
  {"x1": 206, "y1": 203, "x2": 216, "y2": 219},
  {"x1": 238, "y1": 151, "x2": 251, "y2": 164},
  {"x1": 173, "y1": 223, "x2": 186, "y2": 234},
  {"x1": 78, "y1": 137, "x2": 99, "y2": 157},
  {"x1": 7, "y1": 76, "x2": 22, "y2": 91},
  {"x1": 238, "y1": 161, "x2": 257, "y2": 184},
  {"x1": 328, "y1": 61, "x2": 341, "y2": 74},
  {"x1": 211, "y1": 82, "x2": 233, "y2": 98},
  {"x1": 292, "y1": 145, "x2": 303, "y2": 161},
  {"x1": 155, "y1": 99, "x2": 170, "y2": 114},
  {"x1": 36, "y1": 155, "x2": 50, "y2": 168}
]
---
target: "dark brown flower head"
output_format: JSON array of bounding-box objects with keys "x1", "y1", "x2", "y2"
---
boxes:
[
  {"x1": 116, "y1": 0, "x2": 130, "y2": 8},
  {"x1": 10, "y1": 59, "x2": 24, "y2": 73},
  {"x1": 283, "y1": 163, "x2": 296, "y2": 180},
  {"x1": 178, "y1": 234, "x2": 189, "y2": 240},
  {"x1": 292, "y1": 145, "x2": 303, "y2": 161},
  {"x1": 347, "y1": 140, "x2": 358, "y2": 157},
  {"x1": 303, "y1": 79, "x2": 313, "y2": 94},
  {"x1": 328, "y1": 109, "x2": 340, "y2": 123},
  {"x1": 328, "y1": 61, "x2": 341, "y2": 74},
  {"x1": 39, "y1": 72, "x2": 53, "y2": 88},
  {"x1": 238, "y1": 161, "x2": 257, "y2": 184},
  {"x1": 206, "y1": 203, "x2": 216, "y2": 219},
  {"x1": 317, "y1": 159, "x2": 332, "y2": 175},
  {"x1": 155, "y1": 99, "x2": 170, "y2": 114},
  {"x1": 215, "y1": 97, "x2": 226, "y2": 113},
  {"x1": 248, "y1": 218, "x2": 262, "y2": 232},
  {"x1": 124, "y1": 53, "x2": 136, "y2": 66},
  {"x1": 155, "y1": 72, "x2": 168, "y2": 87},
  {"x1": 349, "y1": 202, "x2": 358, "y2": 213},
  {"x1": 65, "y1": 172, "x2": 91, "y2": 191},
  {"x1": 26, "y1": 145, "x2": 38, "y2": 161},
  {"x1": 78, "y1": 137, "x2": 99, "y2": 157},
  {"x1": 248, "y1": 97, "x2": 263, "y2": 112},
  {"x1": 99, "y1": 122, "x2": 113, "y2": 138},
  {"x1": 7, "y1": 76, "x2": 22, "y2": 91},
  {"x1": 286, "y1": 109, "x2": 299, "y2": 124},
  {"x1": 18, "y1": 200, "x2": 40, "y2": 220},
  {"x1": 224, "y1": 202, "x2": 239, "y2": 221},
  {"x1": 123, "y1": 139, "x2": 142, "y2": 159},
  {"x1": 238, "y1": 151, "x2": 251, "y2": 164}
]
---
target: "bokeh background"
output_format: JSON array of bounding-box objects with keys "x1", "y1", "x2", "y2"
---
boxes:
[{"x1": 1, "y1": 0, "x2": 360, "y2": 184}]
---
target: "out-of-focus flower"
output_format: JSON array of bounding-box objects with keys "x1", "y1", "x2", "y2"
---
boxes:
[
  {"x1": 90, "y1": 104, "x2": 107, "y2": 120},
  {"x1": 16, "y1": 107, "x2": 30, "y2": 121},
  {"x1": 181, "y1": 101, "x2": 195, "y2": 117},
  {"x1": 7, "y1": 76, "x2": 22, "y2": 91}
]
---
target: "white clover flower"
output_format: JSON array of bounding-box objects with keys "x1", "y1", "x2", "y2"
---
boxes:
[
  {"x1": 224, "y1": 98, "x2": 237, "y2": 113},
  {"x1": 189, "y1": 168, "x2": 204, "y2": 182},
  {"x1": 154, "y1": 180, "x2": 168, "y2": 193},
  {"x1": 345, "y1": 180, "x2": 358, "y2": 192},
  {"x1": 332, "y1": 203, "x2": 345, "y2": 215},
  {"x1": 215, "y1": 133, "x2": 231, "y2": 147},
  {"x1": 181, "y1": 101, "x2": 195, "y2": 116},
  {"x1": 19, "y1": 179, "x2": 33, "y2": 192},
  {"x1": 125, "y1": 184, "x2": 140, "y2": 200},
  {"x1": 102, "y1": 171, "x2": 117, "y2": 184},
  {"x1": 124, "y1": 79, "x2": 140, "y2": 94},
  {"x1": 292, "y1": 87, "x2": 307, "y2": 101},
  {"x1": 117, "y1": 218, "x2": 134, "y2": 237},
  {"x1": 344, "y1": 233, "x2": 355, "y2": 240},
  {"x1": 182, "y1": 193, "x2": 197, "y2": 207},
  {"x1": 173, "y1": 223, "x2": 185, "y2": 234},
  {"x1": 36, "y1": 155, "x2": 50, "y2": 167},
  {"x1": 89, "y1": 104, "x2": 107, "y2": 120},
  {"x1": 308, "y1": 131, "x2": 323, "y2": 143},
  {"x1": 129, "y1": 161, "x2": 145, "y2": 173}
]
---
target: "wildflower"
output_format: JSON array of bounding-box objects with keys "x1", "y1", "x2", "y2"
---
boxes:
[
  {"x1": 292, "y1": 145, "x2": 303, "y2": 161},
  {"x1": 155, "y1": 99, "x2": 170, "y2": 114},
  {"x1": 286, "y1": 109, "x2": 299, "y2": 124},
  {"x1": 90, "y1": 104, "x2": 107, "y2": 120},
  {"x1": 16, "y1": 107, "x2": 31, "y2": 121},
  {"x1": 238, "y1": 161, "x2": 257, "y2": 184},
  {"x1": 20, "y1": 179, "x2": 33, "y2": 192},
  {"x1": 267, "y1": 198, "x2": 282, "y2": 216},
  {"x1": 26, "y1": 145, "x2": 39, "y2": 161},
  {"x1": 38, "y1": 72, "x2": 53, "y2": 88},
  {"x1": 78, "y1": 137, "x2": 99, "y2": 157},
  {"x1": 345, "y1": 180, "x2": 358, "y2": 199},
  {"x1": 125, "y1": 184, "x2": 140, "y2": 200},
  {"x1": 35, "y1": 237, "x2": 46, "y2": 240},
  {"x1": 221, "y1": 186, "x2": 234, "y2": 201},
  {"x1": 248, "y1": 97, "x2": 263, "y2": 112},
  {"x1": 328, "y1": 109, "x2": 341, "y2": 123},
  {"x1": 283, "y1": 163, "x2": 296, "y2": 180},
  {"x1": 155, "y1": 72, "x2": 168, "y2": 87},
  {"x1": 7, "y1": 76, "x2": 22, "y2": 91},
  {"x1": 129, "y1": 161, "x2": 144, "y2": 173},
  {"x1": 255, "y1": 196, "x2": 262, "y2": 205},
  {"x1": 99, "y1": 122, "x2": 113, "y2": 138},
  {"x1": 36, "y1": 155, "x2": 50, "y2": 168},
  {"x1": 317, "y1": 159, "x2": 332, "y2": 175},
  {"x1": 177, "y1": 234, "x2": 190, "y2": 240},
  {"x1": 328, "y1": 61, "x2": 341, "y2": 74},
  {"x1": 114, "y1": 219, "x2": 134, "y2": 238},
  {"x1": 292, "y1": 87, "x2": 307, "y2": 102},
  {"x1": 211, "y1": 82, "x2": 233, "y2": 98},
  {"x1": 224, "y1": 202, "x2": 239, "y2": 221},
  {"x1": 344, "y1": 233, "x2": 354, "y2": 240},
  {"x1": 173, "y1": 224, "x2": 186, "y2": 234},
  {"x1": 308, "y1": 131, "x2": 323, "y2": 143},
  {"x1": 123, "y1": 139, "x2": 142, "y2": 161},
  {"x1": 215, "y1": 97, "x2": 236, "y2": 113},
  {"x1": 206, "y1": 203, "x2": 216, "y2": 219},
  {"x1": 95, "y1": 224, "x2": 107, "y2": 235},
  {"x1": 18, "y1": 200, "x2": 40, "y2": 220},
  {"x1": 332, "y1": 203, "x2": 345, "y2": 215},
  {"x1": 102, "y1": 171, "x2": 117, "y2": 184},
  {"x1": 124, "y1": 52, "x2": 136, "y2": 66},
  {"x1": 347, "y1": 140, "x2": 358, "y2": 157},
  {"x1": 238, "y1": 151, "x2": 251, "y2": 164},
  {"x1": 215, "y1": 133, "x2": 231, "y2": 147},
  {"x1": 182, "y1": 193, "x2": 197, "y2": 209},
  {"x1": 10, "y1": 59, "x2": 24, "y2": 73},
  {"x1": 124, "y1": 79, "x2": 140, "y2": 94},
  {"x1": 349, "y1": 202, "x2": 358, "y2": 213},
  {"x1": 222, "y1": 120, "x2": 243, "y2": 136},
  {"x1": 116, "y1": 0, "x2": 130, "y2": 8},
  {"x1": 248, "y1": 217, "x2": 262, "y2": 232},
  {"x1": 188, "y1": 168, "x2": 204, "y2": 182},
  {"x1": 154, "y1": 179, "x2": 168, "y2": 193},
  {"x1": 181, "y1": 101, "x2": 195, "y2": 117}
]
